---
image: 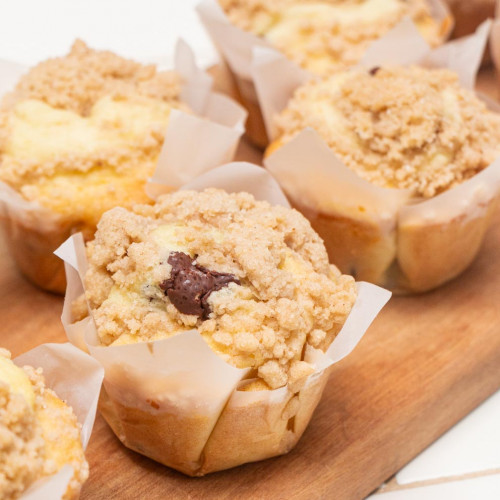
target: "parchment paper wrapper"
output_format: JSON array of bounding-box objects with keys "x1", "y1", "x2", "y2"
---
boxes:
[
  {"x1": 56, "y1": 162, "x2": 391, "y2": 475},
  {"x1": 197, "y1": 0, "x2": 452, "y2": 148},
  {"x1": 13, "y1": 343, "x2": 104, "y2": 499},
  {"x1": 0, "y1": 40, "x2": 246, "y2": 295},
  {"x1": 258, "y1": 20, "x2": 500, "y2": 294}
]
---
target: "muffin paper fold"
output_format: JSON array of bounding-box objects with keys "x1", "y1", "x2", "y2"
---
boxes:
[
  {"x1": 258, "y1": 21, "x2": 500, "y2": 292},
  {"x1": 14, "y1": 343, "x2": 104, "y2": 499},
  {"x1": 56, "y1": 162, "x2": 390, "y2": 475},
  {"x1": 0, "y1": 39, "x2": 246, "y2": 293},
  {"x1": 152, "y1": 40, "x2": 247, "y2": 189}
]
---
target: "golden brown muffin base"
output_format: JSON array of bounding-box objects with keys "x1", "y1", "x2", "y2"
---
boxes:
[
  {"x1": 294, "y1": 201, "x2": 397, "y2": 286},
  {"x1": 0, "y1": 216, "x2": 73, "y2": 294},
  {"x1": 200, "y1": 370, "x2": 329, "y2": 474},
  {"x1": 98, "y1": 386, "x2": 217, "y2": 476},
  {"x1": 395, "y1": 197, "x2": 499, "y2": 293},
  {"x1": 290, "y1": 194, "x2": 499, "y2": 294},
  {"x1": 98, "y1": 368, "x2": 331, "y2": 476}
]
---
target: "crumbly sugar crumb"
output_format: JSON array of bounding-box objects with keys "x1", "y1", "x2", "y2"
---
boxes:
[
  {"x1": 219, "y1": 0, "x2": 441, "y2": 74},
  {"x1": 274, "y1": 66, "x2": 500, "y2": 198},
  {"x1": 84, "y1": 189, "x2": 357, "y2": 389},
  {"x1": 2, "y1": 39, "x2": 183, "y2": 116}
]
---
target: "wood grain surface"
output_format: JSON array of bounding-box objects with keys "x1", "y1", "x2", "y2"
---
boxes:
[{"x1": 0, "y1": 70, "x2": 499, "y2": 500}]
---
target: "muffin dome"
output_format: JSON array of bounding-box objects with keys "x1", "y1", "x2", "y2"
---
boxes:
[
  {"x1": 81, "y1": 188, "x2": 357, "y2": 389},
  {"x1": 271, "y1": 65, "x2": 500, "y2": 198}
]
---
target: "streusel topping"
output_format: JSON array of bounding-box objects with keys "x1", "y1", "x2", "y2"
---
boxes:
[
  {"x1": 219, "y1": 0, "x2": 443, "y2": 75},
  {"x1": 83, "y1": 189, "x2": 356, "y2": 389},
  {"x1": 0, "y1": 350, "x2": 88, "y2": 500},
  {"x1": 2, "y1": 39, "x2": 184, "y2": 116},
  {"x1": 273, "y1": 66, "x2": 500, "y2": 198}
]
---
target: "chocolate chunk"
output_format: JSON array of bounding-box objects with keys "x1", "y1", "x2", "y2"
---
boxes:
[
  {"x1": 159, "y1": 252, "x2": 240, "y2": 319},
  {"x1": 369, "y1": 66, "x2": 381, "y2": 76}
]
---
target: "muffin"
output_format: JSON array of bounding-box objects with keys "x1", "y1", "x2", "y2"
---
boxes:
[
  {"x1": 265, "y1": 65, "x2": 500, "y2": 293},
  {"x1": 199, "y1": 0, "x2": 452, "y2": 147},
  {"x1": 0, "y1": 349, "x2": 88, "y2": 499},
  {"x1": 63, "y1": 186, "x2": 377, "y2": 475},
  {"x1": 0, "y1": 40, "x2": 243, "y2": 294}
]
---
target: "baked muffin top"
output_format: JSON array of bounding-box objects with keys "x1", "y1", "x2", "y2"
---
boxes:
[
  {"x1": 0, "y1": 41, "x2": 189, "y2": 224},
  {"x1": 80, "y1": 189, "x2": 356, "y2": 390},
  {"x1": 219, "y1": 0, "x2": 444, "y2": 75},
  {"x1": 0, "y1": 349, "x2": 88, "y2": 500},
  {"x1": 2, "y1": 39, "x2": 183, "y2": 115},
  {"x1": 272, "y1": 66, "x2": 500, "y2": 198}
]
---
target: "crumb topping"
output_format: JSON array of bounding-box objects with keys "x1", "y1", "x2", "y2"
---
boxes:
[
  {"x1": 219, "y1": 0, "x2": 443, "y2": 75},
  {"x1": 83, "y1": 189, "x2": 356, "y2": 389},
  {"x1": 273, "y1": 66, "x2": 500, "y2": 198},
  {"x1": 0, "y1": 350, "x2": 88, "y2": 499},
  {"x1": 2, "y1": 39, "x2": 183, "y2": 115},
  {"x1": 0, "y1": 40, "x2": 189, "y2": 221}
]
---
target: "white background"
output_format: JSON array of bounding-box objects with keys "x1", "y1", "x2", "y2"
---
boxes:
[{"x1": 0, "y1": 0, "x2": 217, "y2": 67}]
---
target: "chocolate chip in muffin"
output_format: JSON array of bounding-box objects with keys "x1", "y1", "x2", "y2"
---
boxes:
[{"x1": 160, "y1": 252, "x2": 240, "y2": 319}]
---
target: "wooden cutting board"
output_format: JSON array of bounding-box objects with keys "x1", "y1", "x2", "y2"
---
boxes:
[{"x1": 1, "y1": 70, "x2": 499, "y2": 500}]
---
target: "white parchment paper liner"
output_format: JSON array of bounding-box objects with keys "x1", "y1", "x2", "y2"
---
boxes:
[
  {"x1": 259, "y1": 21, "x2": 500, "y2": 292},
  {"x1": 13, "y1": 343, "x2": 104, "y2": 499},
  {"x1": 56, "y1": 162, "x2": 390, "y2": 475},
  {"x1": 0, "y1": 39, "x2": 246, "y2": 293}
]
